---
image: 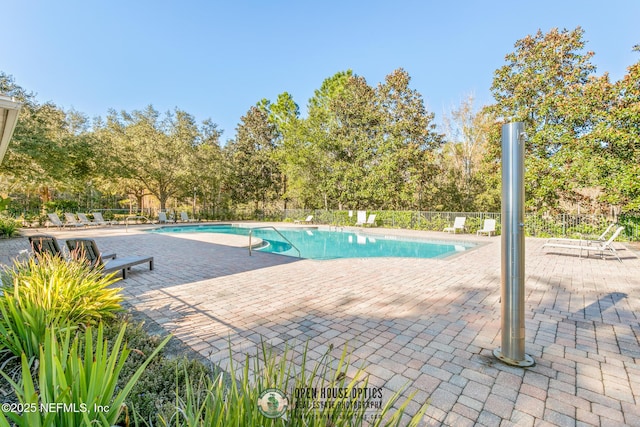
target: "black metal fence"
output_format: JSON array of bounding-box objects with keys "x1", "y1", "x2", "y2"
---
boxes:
[{"x1": 274, "y1": 209, "x2": 639, "y2": 241}]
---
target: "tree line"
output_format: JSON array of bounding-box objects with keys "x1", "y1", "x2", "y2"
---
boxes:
[{"x1": 1, "y1": 27, "x2": 638, "y2": 219}]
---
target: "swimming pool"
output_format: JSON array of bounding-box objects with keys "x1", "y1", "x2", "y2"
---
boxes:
[{"x1": 150, "y1": 225, "x2": 475, "y2": 260}]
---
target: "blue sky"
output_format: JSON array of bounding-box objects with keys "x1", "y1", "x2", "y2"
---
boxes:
[{"x1": 3, "y1": 1, "x2": 638, "y2": 141}]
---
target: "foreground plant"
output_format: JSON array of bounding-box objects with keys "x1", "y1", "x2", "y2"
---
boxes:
[
  {"x1": 159, "y1": 341, "x2": 429, "y2": 426},
  {"x1": 0, "y1": 254, "x2": 123, "y2": 360},
  {"x1": 0, "y1": 323, "x2": 170, "y2": 427}
]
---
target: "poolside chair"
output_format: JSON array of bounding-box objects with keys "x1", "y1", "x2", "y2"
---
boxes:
[
  {"x1": 91, "y1": 212, "x2": 116, "y2": 226},
  {"x1": 444, "y1": 217, "x2": 466, "y2": 233},
  {"x1": 363, "y1": 214, "x2": 377, "y2": 227},
  {"x1": 64, "y1": 213, "x2": 86, "y2": 228},
  {"x1": 66, "y1": 238, "x2": 152, "y2": 279},
  {"x1": 158, "y1": 212, "x2": 169, "y2": 224},
  {"x1": 542, "y1": 226, "x2": 625, "y2": 262},
  {"x1": 477, "y1": 219, "x2": 496, "y2": 237},
  {"x1": 77, "y1": 213, "x2": 101, "y2": 226},
  {"x1": 48, "y1": 213, "x2": 83, "y2": 229},
  {"x1": 180, "y1": 212, "x2": 197, "y2": 222},
  {"x1": 355, "y1": 211, "x2": 367, "y2": 226},
  {"x1": 295, "y1": 215, "x2": 313, "y2": 224},
  {"x1": 545, "y1": 223, "x2": 616, "y2": 245},
  {"x1": 29, "y1": 235, "x2": 63, "y2": 258},
  {"x1": 29, "y1": 235, "x2": 116, "y2": 261}
]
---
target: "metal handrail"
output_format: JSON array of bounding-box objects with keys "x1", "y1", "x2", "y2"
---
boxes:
[
  {"x1": 249, "y1": 226, "x2": 301, "y2": 258},
  {"x1": 125, "y1": 215, "x2": 150, "y2": 232}
]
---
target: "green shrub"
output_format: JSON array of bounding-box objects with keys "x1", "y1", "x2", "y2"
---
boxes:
[
  {"x1": 0, "y1": 323, "x2": 169, "y2": 427},
  {"x1": 0, "y1": 216, "x2": 19, "y2": 238},
  {"x1": 101, "y1": 317, "x2": 216, "y2": 425},
  {"x1": 0, "y1": 254, "x2": 123, "y2": 360},
  {"x1": 160, "y1": 341, "x2": 429, "y2": 426}
]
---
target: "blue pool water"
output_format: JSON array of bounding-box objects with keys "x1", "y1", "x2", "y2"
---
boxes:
[{"x1": 150, "y1": 225, "x2": 474, "y2": 260}]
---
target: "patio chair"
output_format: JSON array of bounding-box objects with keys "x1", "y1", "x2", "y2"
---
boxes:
[
  {"x1": 477, "y1": 219, "x2": 496, "y2": 237},
  {"x1": 29, "y1": 235, "x2": 63, "y2": 258},
  {"x1": 180, "y1": 212, "x2": 197, "y2": 222},
  {"x1": 64, "y1": 213, "x2": 86, "y2": 228},
  {"x1": 294, "y1": 215, "x2": 313, "y2": 224},
  {"x1": 542, "y1": 226, "x2": 625, "y2": 262},
  {"x1": 66, "y1": 238, "x2": 152, "y2": 279},
  {"x1": 48, "y1": 213, "x2": 83, "y2": 229},
  {"x1": 444, "y1": 217, "x2": 466, "y2": 233},
  {"x1": 92, "y1": 212, "x2": 116, "y2": 226},
  {"x1": 545, "y1": 223, "x2": 616, "y2": 245},
  {"x1": 29, "y1": 235, "x2": 115, "y2": 261},
  {"x1": 77, "y1": 213, "x2": 101, "y2": 226},
  {"x1": 355, "y1": 211, "x2": 367, "y2": 226},
  {"x1": 158, "y1": 212, "x2": 169, "y2": 224},
  {"x1": 363, "y1": 214, "x2": 377, "y2": 227}
]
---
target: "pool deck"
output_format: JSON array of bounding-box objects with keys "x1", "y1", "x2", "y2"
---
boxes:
[{"x1": 2, "y1": 222, "x2": 640, "y2": 426}]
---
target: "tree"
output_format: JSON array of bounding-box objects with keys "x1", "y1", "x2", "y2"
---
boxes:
[
  {"x1": 489, "y1": 27, "x2": 599, "y2": 212},
  {"x1": 440, "y1": 95, "x2": 496, "y2": 211},
  {"x1": 103, "y1": 106, "x2": 199, "y2": 211},
  {"x1": 267, "y1": 92, "x2": 300, "y2": 210},
  {"x1": 1, "y1": 73, "x2": 98, "y2": 209},
  {"x1": 593, "y1": 46, "x2": 640, "y2": 212},
  {"x1": 226, "y1": 105, "x2": 281, "y2": 210},
  {"x1": 187, "y1": 119, "x2": 225, "y2": 217},
  {"x1": 374, "y1": 68, "x2": 442, "y2": 209}
]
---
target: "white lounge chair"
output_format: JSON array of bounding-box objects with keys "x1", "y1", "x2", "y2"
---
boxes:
[
  {"x1": 295, "y1": 215, "x2": 313, "y2": 224},
  {"x1": 545, "y1": 223, "x2": 616, "y2": 245},
  {"x1": 355, "y1": 210, "x2": 367, "y2": 226},
  {"x1": 158, "y1": 212, "x2": 169, "y2": 223},
  {"x1": 363, "y1": 214, "x2": 377, "y2": 227},
  {"x1": 180, "y1": 212, "x2": 197, "y2": 222},
  {"x1": 477, "y1": 219, "x2": 496, "y2": 236},
  {"x1": 444, "y1": 217, "x2": 466, "y2": 233},
  {"x1": 542, "y1": 226, "x2": 625, "y2": 262}
]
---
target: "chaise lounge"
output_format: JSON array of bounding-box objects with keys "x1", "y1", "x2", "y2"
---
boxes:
[
  {"x1": 29, "y1": 235, "x2": 116, "y2": 261},
  {"x1": 66, "y1": 238, "x2": 153, "y2": 279},
  {"x1": 542, "y1": 226, "x2": 625, "y2": 262}
]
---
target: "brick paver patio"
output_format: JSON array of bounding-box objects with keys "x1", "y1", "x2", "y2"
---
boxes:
[{"x1": 2, "y1": 223, "x2": 639, "y2": 426}]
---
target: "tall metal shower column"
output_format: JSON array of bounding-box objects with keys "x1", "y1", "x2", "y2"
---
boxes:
[{"x1": 493, "y1": 122, "x2": 535, "y2": 367}]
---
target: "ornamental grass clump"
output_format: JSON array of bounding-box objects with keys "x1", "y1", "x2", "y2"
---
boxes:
[
  {"x1": 0, "y1": 323, "x2": 170, "y2": 427},
  {"x1": 160, "y1": 341, "x2": 429, "y2": 426},
  {"x1": 0, "y1": 254, "x2": 123, "y2": 360}
]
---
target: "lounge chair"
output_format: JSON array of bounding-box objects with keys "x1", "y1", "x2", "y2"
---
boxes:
[
  {"x1": 64, "y1": 213, "x2": 86, "y2": 228},
  {"x1": 158, "y1": 212, "x2": 169, "y2": 224},
  {"x1": 91, "y1": 212, "x2": 116, "y2": 226},
  {"x1": 295, "y1": 215, "x2": 313, "y2": 224},
  {"x1": 29, "y1": 235, "x2": 63, "y2": 257},
  {"x1": 48, "y1": 213, "x2": 83, "y2": 229},
  {"x1": 66, "y1": 238, "x2": 152, "y2": 279},
  {"x1": 444, "y1": 217, "x2": 466, "y2": 233},
  {"x1": 77, "y1": 213, "x2": 101, "y2": 226},
  {"x1": 545, "y1": 223, "x2": 616, "y2": 245},
  {"x1": 542, "y1": 226, "x2": 625, "y2": 262},
  {"x1": 477, "y1": 219, "x2": 497, "y2": 237},
  {"x1": 355, "y1": 211, "x2": 367, "y2": 226},
  {"x1": 29, "y1": 235, "x2": 115, "y2": 260},
  {"x1": 180, "y1": 212, "x2": 197, "y2": 222},
  {"x1": 363, "y1": 214, "x2": 377, "y2": 227}
]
